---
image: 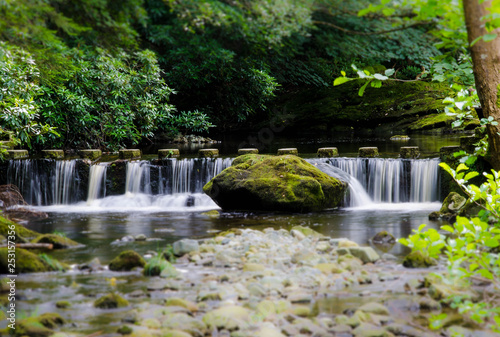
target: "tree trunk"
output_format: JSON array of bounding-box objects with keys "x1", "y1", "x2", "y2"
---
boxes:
[{"x1": 463, "y1": 0, "x2": 500, "y2": 169}]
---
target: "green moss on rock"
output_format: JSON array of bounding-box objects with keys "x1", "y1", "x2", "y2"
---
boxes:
[
  {"x1": 358, "y1": 147, "x2": 379, "y2": 158},
  {"x1": 143, "y1": 255, "x2": 177, "y2": 276},
  {"x1": 78, "y1": 149, "x2": 102, "y2": 160},
  {"x1": 15, "y1": 313, "x2": 65, "y2": 337},
  {"x1": 0, "y1": 248, "x2": 62, "y2": 273},
  {"x1": 0, "y1": 215, "x2": 40, "y2": 242},
  {"x1": 317, "y1": 147, "x2": 339, "y2": 158},
  {"x1": 402, "y1": 251, "x2": 437, "y2": 268},
  {"x1": 94, "y1": 293, "x2": 129, "y2": 309},
  {"x1": 400, "y1": 146, "x2": 420, "y2": 159},
  {"x1": 203, "y1": 154, "x2": 347, "y2": 212},
  {"x1": 32, "y1": 234, "x2": 81, "y2": 249},
  {"x1": 109, "y1": 250, "x2": 146, "y2": 271},
  {"x1": 198, "y1": 149, "x2": 219, "y2": 158},
  {"x1": 41, "y1": 150, "x2": 65, "y2": 159},
  {"x1": 119, "y1": 149, "x2": 141, "y2": 159}
]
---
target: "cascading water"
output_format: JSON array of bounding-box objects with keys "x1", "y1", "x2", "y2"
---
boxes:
[
  {"x1": 6, "y1": 159, "x2": 81, "y2": 205},
  {"x1": 308, "y1": 157, "x2": 440, "y2": 206},
  {"x1": 87, "y1": 163, "x2": 107, "y2": 204},
  {"x1": 4, "y1": 156, "x2": 440, "y2": 210}
]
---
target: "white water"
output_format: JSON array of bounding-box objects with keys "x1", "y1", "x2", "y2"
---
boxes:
[
  {"x1": 8, "y1": 156, "x2": 441, "y2": 212},
  {"x1": 87, "y1": 163, "x2": 107, "y2": 204}
]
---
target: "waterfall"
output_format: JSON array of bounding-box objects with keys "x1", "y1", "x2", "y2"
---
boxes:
[
  {"x1": 125, "y1": 161, "x2": 151, "y2": 194},
  {"x1": 6, "y1": 159, "x2": 81, "y2": 205},
  {"x1": 87, "y1": 163, "x2": 107, "y2": 204},
  {"x1": 308, "y1": 157, "x2": 440, "y2": 205}
]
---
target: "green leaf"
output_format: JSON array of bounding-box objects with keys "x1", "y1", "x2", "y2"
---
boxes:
[
  {"x1": 370, "y1": 79, "x2": 382, "y2": 88},
  {"x1": 358, "y1": 81, "x2": 370, "y2": 96},
  {"x1": 483, "y1": 33, "x2": 498, "y2": 42},
  {"x1": 334, "y1": 77, "x2": 352, "y2": 86},
  {"x1": 373, "y1": 73, "x2": 388, "y2": 80},
  {"x1": 456, "y1": 163, "x2": 469, "y2": 173},
  {"x1": 441, "y1": 225, "x2": 455, "y2": 233},
  {"x1": 485, "y1": 238, "x2": 499, "y2": 248},
  {"x1": 477, "y1": 269, "x2": 494, "y2": 280},
  {"x1": 464, "y1": 172, "x2": 479, "y2": 181},
  {"x1": 341, "y1": 71, "x2": 346, "y2": 77},
  {"x1": 384, "y1": 69, "x2": 395, "y2": 76},
  {"x1": 382, "y1": 8, "x2": 395, "y2": 16}
]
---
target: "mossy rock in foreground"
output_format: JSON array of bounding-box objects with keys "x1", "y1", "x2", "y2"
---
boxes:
[
  {"x1": 203, "y1": 154, "x2": 347, "y2": 212},
  {"x1": 32, "y1": 234, "x2": 81, "y2": 249},
  {"x1": 109, "y1": 250, "x2": 146, "y2": 271},
  {"x1": 0, "y1": 248, "x2": 64, "y2": 273},
  {"x1": 402, "y1": 250, "x2": 437, "y2": 268},
  {"x1": 15, "y1": 312, "x2": 65, "y2": 337},
  {"x1": 0, "y1": 215, "x2": 40, "y2": 242},
  {"x1": 94, "y1": 293, "x2": 129, "y2": 309}
]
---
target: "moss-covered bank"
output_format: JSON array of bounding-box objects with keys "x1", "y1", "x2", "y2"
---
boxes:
[
  {"x1": 269, "y1": 81, "x2": 476, "y2": 135},
  {"x1": 203, "y1": 154, "x2": 347, "y2": 212}
]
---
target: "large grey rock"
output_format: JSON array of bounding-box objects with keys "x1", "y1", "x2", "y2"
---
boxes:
[{"x1": 173, "y1": 239, "x2": 200, "y2": 256}]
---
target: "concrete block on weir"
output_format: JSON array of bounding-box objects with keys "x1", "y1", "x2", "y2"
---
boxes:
[
  {"x1": 400, "y1": 146, "x2": 420, "y2": 159},
  {"x1": 317, "y1": 147, "x2": 339, "y2": 158},
  {"x1": 199, "y1": 149, "x2": 219, "y2": 158},
  {"x1": 78, "y1": 149, "x2": 102, "y2": 160},
  {"x1": 42, "y1": 149, "x2": 65, "y2": 159},
  {"x1": 238, "y1": 148, "x2": 259, "y2": 155},
  {"x1": 277, "y1": 148, "x2": 298, "y2": 155},
  {"x1": 119, "y1": 149, "x2": 141, "y2": 159},
  {"x1": 358, "y1": 147, "x2": 379, "y2": 158},
  {"x1": 7, "y1": 150, "x2": 29, "y2": 159},
  {"x1": 158, "y1": 149, "x2": 180, "y2": 159},
  {"x1": 439, "y1": 146, "x2": 461, "y2": 162}
]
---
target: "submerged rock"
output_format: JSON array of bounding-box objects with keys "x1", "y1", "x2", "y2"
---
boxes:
[
  {"x1": 109, "y1": 250, "x2": 146, "y2": 271},
  {"x1": 15, "y1": 312, "x2": 65, "y2": 337},
  {"x1": 203, "y1": 154, "x2": 347, "y2": 212},
  {"x1": 94, "y1": 293, "x2": 129, "y2": 309},
  {"x1": 31, "y1": 233, "x2": 81, "y2": 249}
]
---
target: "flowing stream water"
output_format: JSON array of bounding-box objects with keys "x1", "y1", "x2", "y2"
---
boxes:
[{"x1": 2, "y1": 152, "x2": 448, "y2": 333}]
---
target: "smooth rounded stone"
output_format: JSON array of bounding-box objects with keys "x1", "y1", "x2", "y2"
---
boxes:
[
  {"x1": 417, "y1": 297, "x2": 441, "y2": 311},
  {"x1": 346, "y1": 311, "x2": 371, "y2": 328},
  {"x1": 162, "y1": 312, "x2": 206, "y2": 335},
  {"x1": 390, "y1": 135, "x2": 410, "y2": 141},
  {"x1": 78, "y1": 257, "x2": 104, "y2": 272},
  {"x1": 238, "y1": 148, "x2": 259, "y2": 155},
  {"x1": 332, "y1": 238, "x2": 359, "y2": 248},
  {"x1": 400, "y1": 146, "x2": 420, "y2": 159},
  {"x1": 338, "y1": 255, "x2": 363, "y2": 271},
  {"x1": 277, "y1": 148, "x2": 298, "y2": 155},
  {"x1": 446, "y1": 325, "x2": 499, "y2": 337},
  {"x1": 109, "y1": 250, "x2": 146, "y2": 271},
  {"x1": 161, "y1": 330, "x2": 193, "y2": 337},
  {"x1": 358, "y1": 147, "x2": 379, "y2": 158},
  {"x1": 291, "y1": 305, "x2": 311, "y2": 317},
  {"x1": 243, "y1": 263, "x2": 266, "y2": 272},
  {"x1": 292, "y1": 318, "x2": 330, "y2": 336},
  {"x1": 141, "y1": 318, "x2": 161, "y2": 329},
  {"x1": 165, "y1": 298, "x2": 199, "y2": 312},
  {"x1": 254, "y1": 325, "x2": 286, "y2": 337},
  {"x1": 291, "y1": 225, "x2": 324, "y2": 239},
  {"x1": 158, "y1": 149, "x2": 180, "y2": 159},
  {"x1": 202, "y1": 305, "x2": 250, "y2": 331},
  {"x1": 338, "y1": 247, "x2": 380, "y2": 264},
  {"x1": 330, "y1": 324, "x2": 352, "y2": 334},
  {"x1": 352, "y1": 323, "x2": 390, "y2": 337},
  {"x1": 78, "y1": 149, "x2": 102, "y2": 160},
  {"x1": 247, "y1": 282, "x2": 268, "y2": 297},
  {"x1": 317, "y1": 147, "x2": 339, "y2": 158},
  {"x1": 119, "y1": 149, "x2": 141, "y2": 159},
  {"x1": 358, "y1": 302, "x2": 390, "y2": 316},
  {"x1": 291, "y1": 229, "x2": 306, "y2": 241},
  {"x1": 6, "y1": 149, "x2": 28, "y2": 159},
  {"x1": 173, "y1": 239, "x2": 200, "y2": 256},
  {"x1": 255, "y1": 300, "x2": 277, "y2": 318},
  {"x1": 313, "y1": 263, "x2": 344, "y2": 274},
  {"x1": 42, "y1": 149, "x2": 65, "y2": 159},
  {"x1": 291, "y1": 249, "x2": 322, "y2": 266},
  {"x1": 198, "y1": 148, "x2": 219, "y2": 158},
  {"x1": 385, "y1": 323, "x2": 427, "y2": 337},
  {"x1": 287, "y1": 292, "x2": 312, "y2": 304},
  {"x1": 315, "y1": 242, "x2": 331, "y2": 253},
  {"x1": 135, "y1": 234, "x2": 147, "y2": 241}
]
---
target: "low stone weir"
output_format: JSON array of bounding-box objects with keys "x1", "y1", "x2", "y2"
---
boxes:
[{"x1": 1, "y1": 156, "x2": 440, "y2": 207}]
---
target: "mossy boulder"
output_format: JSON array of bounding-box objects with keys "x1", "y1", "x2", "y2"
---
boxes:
[
  {"x1": 119, "y1": 149, "x2": 141, "y2": 159},
  {"x1": 400, "y1": 146, "x2": 420, "y2": 159},
  {"x1": 0, "y1": 248, "x2": 62, "y2": 273},
  {"x1": 15, "y1": 312, "x2": 65, "y2": 337},
  {"x1": 203, "y1": 154, "x2": 347, "y2": 212},
  {"x1": 358, "y1": 147, "x2": 379, "y2": 158},
  {"x1": 317, "y1": 147, "x2": 339, "y2": 158},
  {"x1": 402, "y1": 251, "x2": 437, "y2": 268},
  {"x1": 31, "y1": 234, "x2": 81, "y2": 249},
  {"x1": 198, "y1": 148, "x2": 219, "y2": 158},
  {"x1": 440, "y1": 192, "x2": 467, "y2": 214},
  {"x1": 143, "y1": 255, "x2": 177, "y2": 277},
  {"x1": 0, "y1": 215, "x2": 40, "y2": 242},
  {"x1": 109, "y1": 250, "x2": 146, "y2": 271},
  {"x1": 94, "y1": 293, "x2": 129, "y2": 309}
]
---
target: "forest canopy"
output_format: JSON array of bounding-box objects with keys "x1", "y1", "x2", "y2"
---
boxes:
[{"x1": 0, "y1": 0, "x2": 450, "y2": 150}]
